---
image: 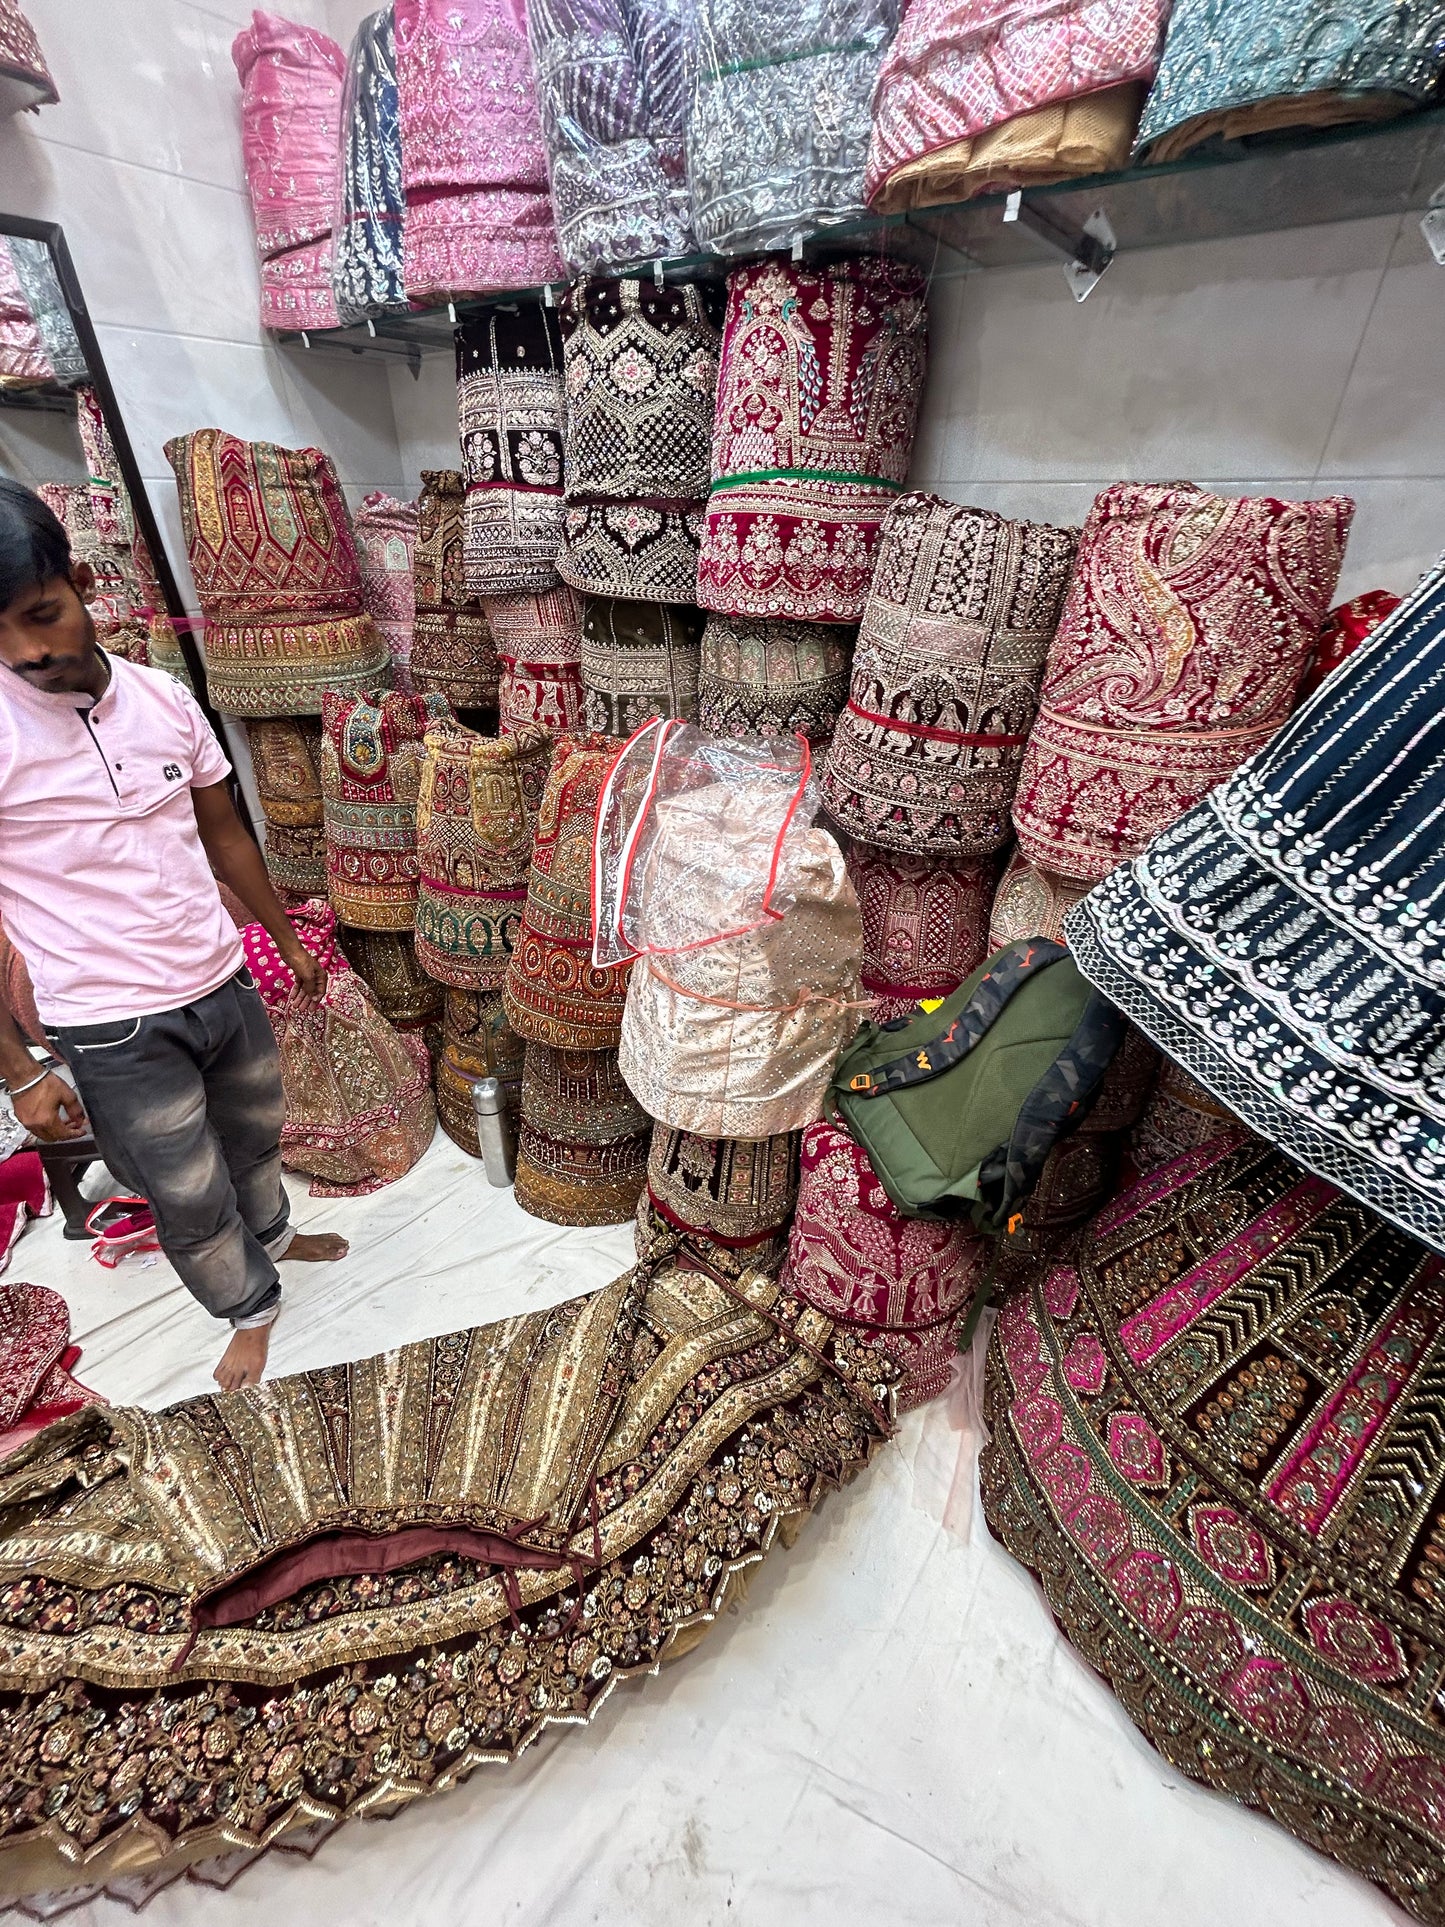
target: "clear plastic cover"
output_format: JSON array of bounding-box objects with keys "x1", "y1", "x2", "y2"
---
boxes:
[
  {"x1": 591, "y1": 719, "x2": 819, "y2": 967},
  {"x1": 526, "y1": 0, "x2": 695, "y2": 272},
  {"x1": 683, "y1": 0, "x2": 900, "y2": 257},
  {"x1": 331, "y1": 7, "x2": 409, "y2": 324}
]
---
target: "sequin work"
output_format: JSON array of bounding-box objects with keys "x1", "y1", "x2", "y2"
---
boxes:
[
  {"x1": 0, "y1": 1261, "x2": 893, "y2": 1899},
  {"x1": 516, "y1": 1041, "x2": 650, "y2": 1224},
  {"x1": 1063, "y1": 567, "x2": 1445, "y2": 1254},
  {"x1": 165, "y1": 430, "x2": 389, "y2": 716},
  {"x1": 487, "y1": 586, "x2": 588, "y2": 733},
  {"x1": 699, "y1": 258, "x2": 928, "y2": 624},
  {"x1": 987, "y1": 848, "x2": 1090, "y2": 949},
  {"x1": 646, "y1": 1125, "x2": 801, "y2": 1256},
  {"x1": 411, "y1": 469, "x2": 501, "y2": 711},
  {"x1": 457, "y1": 306, "x2": 567, "y2": 596},
  {"x1": 1013, "y1": 480, "x2": 1352, "y2": 884},
  {"x1": 984, "y1": 1138, "x2": 1445, "y2": 1922},
  {"x1": 581, "y1": 597, "x2": 704, "y2": 734},
  {"x1": 321, "y1": 690, "x2": 451, "y2": 930},
  {"x1": 331, "y1": 6, "x2": 409, "y2": 321},
  {"x1": 353, "y1": 491, "x2": 419, "y2": 690},
  {"x1": 823, "y1": 492, "x2": 1078, "y2": 852},
  {"x1": 698, "y1": 614, "x2": 853, "y2": 746},
  {"x1": 438, "y1": 987, "x2": 525, "y2": 1155},
  {"x1": 558, "y1": 277, "x2": 723, "y2": 604},
  {"x1": 504, "y1": 732, "x2": 632, "y2": 1050},
  {"x1": 846, "y1": 842, "x2": 999, "y2": 1020},
  {"x1": 415, "y1": 719, "x2": 552, "y2": 989}
]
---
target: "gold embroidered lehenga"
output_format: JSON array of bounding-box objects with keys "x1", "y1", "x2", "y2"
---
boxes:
[{"x1": 0, "y1": 1250, "x2": 895, "y2": 1901}]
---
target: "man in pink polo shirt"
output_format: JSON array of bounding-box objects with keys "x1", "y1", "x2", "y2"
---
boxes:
[{"x1": 0, "y1": 480, "x2": 348, "y2": 1390}]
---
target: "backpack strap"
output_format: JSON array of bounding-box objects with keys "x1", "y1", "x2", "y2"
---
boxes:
[
  {"x1": 842, "y1": 940, "x2": 1070, "y2": 1097},
  {"x1": 974, "y1": 990, "x2": 1127, "y2": 1227}
]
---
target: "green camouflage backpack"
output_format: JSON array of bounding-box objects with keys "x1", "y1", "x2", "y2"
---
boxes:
[{"x1": 827, "y1": 938, "x2": 1125, "y2": 1238}]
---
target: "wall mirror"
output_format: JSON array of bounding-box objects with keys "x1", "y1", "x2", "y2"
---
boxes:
[{"x1": 0, "y1": 213, "x2": 222, "y2": 725}]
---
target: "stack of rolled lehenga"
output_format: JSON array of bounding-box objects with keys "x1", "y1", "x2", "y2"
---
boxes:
[
  {"x1": 866, "y1": 0, "x2": 1169, "y2": 212},
  {"x1": 0, "y1": 1249, "x2": 897, "y2": 1903},
  {"x1": 243, "y1": 900, "x2": 435, "y2": 1195},
  {"x1": 822, "y1": 492, "x2": 1075, "y2": 1022},
  {"x1": 1136, "y1": 0, "x2": 1445, "y2": 163},
  {"x1": 393, "y1": 0, "x2": 563, "y2": 302},
  {"x1": 330, "y1": 6, "x2": 409, "y2": 322},
  {"x1": 685, "y1": 0, "x2": 899, "y2": 253},
  {"x1": 560, "y1": 277, "x2": 721, "y2": 605},
  {"x1": 697, "y1": 614, "x2": 854, "y2": 747},
  {"x1": 352, "y1": 490, "x2": 420, "y2": 690},
  {"x1": 436, "y1": 984, "x2": 525, "y2": 1154},
  {"x1": 502, "y1": 731, "x2": 647, "y2": 1223},
  {"x1": 411, "y1": 469, "x2": 500, "y2": 713},
  {"x1": 165, "y1": 429, "x2": 390, "y2": 716},
  {"x1": 232, "y1": 10, "x2": 347, "y2": 330},
  {"x1": 244, "y1": 717, "x2": 328, "y2": 896},
  {"x1": 525, "y1": 0, "x2": 694, "y2": 272}
]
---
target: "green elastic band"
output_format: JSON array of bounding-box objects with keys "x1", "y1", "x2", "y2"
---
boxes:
[
  {"x1": 705, "y1": 36, "x2": 877, "y2": 78},
  {"x1": 711, "y1": 468, "x2": 907, "y2": 494}
]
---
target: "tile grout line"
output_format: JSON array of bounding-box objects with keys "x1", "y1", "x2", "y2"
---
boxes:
[{"x1": 29, "y1": 130, "x2": 247, "y2": 198}]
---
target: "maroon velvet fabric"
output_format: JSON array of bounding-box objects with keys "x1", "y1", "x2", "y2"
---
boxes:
[{"x1": 193, "y1": 1524, "x2": 562, "y2": 1630}]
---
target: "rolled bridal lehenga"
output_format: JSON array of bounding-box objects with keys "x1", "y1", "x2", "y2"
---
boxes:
[{"x1": 0, "y1": 1248, "x2": 896, "y2": 1901}]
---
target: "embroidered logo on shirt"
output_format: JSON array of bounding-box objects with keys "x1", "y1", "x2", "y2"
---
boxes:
[{"x1": 162, "y1": 764, "x2": 182, "y2": 781}]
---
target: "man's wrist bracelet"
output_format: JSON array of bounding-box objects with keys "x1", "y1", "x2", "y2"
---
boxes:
[{"x1": 6, "y1": 1069, "x2": 50, "y2": 1099}]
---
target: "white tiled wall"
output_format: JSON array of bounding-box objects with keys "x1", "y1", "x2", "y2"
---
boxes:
[
  {"x1": 911, "y1": 213, "x2": 1445, "y2": 601},
  {"x1": 0, "y1": 0, "x2": 406, "y2": 611},
  {"x1": 4, "y1": 3, "x2": 1441, "y2": 612}
]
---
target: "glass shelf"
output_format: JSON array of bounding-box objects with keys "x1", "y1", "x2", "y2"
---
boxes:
[
  {"x1": 0, "y1": 378, "x2": 78, "y2": 415},
  {"x1": 278, "y1": 105, "x2": 1445, "y2": 363}
]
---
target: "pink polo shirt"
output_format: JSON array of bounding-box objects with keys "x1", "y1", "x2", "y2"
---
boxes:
[{"x1": 0, "y1": 655, "x2": 244, "y2": 1026}]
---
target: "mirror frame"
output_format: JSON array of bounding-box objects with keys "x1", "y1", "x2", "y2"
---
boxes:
[{"x1": 0, "y1": 213, "x2": 219, "y2": 728}]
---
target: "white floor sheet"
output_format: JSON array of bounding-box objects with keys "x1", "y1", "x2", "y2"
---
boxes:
[{"x1": 6, "y1": 1132, "x2": 1410, "y2": 1926}]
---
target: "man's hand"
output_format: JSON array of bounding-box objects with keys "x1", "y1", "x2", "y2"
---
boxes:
[
  {"x1": 281, "y1": 939, "x2": 327, "y2": 1008},
  {"x1": 13, "y1": 1071, "x2": 88, "y2": 1141}
]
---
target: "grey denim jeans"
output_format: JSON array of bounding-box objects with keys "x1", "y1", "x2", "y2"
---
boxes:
[{"x1": 46, "y1": 969, "x2": 291, "y2": 1327}]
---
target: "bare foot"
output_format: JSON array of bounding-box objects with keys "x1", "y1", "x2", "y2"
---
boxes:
[
  {"x1": 215, "y1": 1324, "x2": 271, "y2": 1392},
  {"x1": 283, "y1": 1231, "x2": 349, "y2": 1262}
]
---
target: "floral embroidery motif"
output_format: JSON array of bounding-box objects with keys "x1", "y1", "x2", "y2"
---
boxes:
[
  {"x1": 699, "y1": 259, "x2": 927, "y2": 625},
  {"x1": 558, "y1": 278, "x2": 722, "y2": 605},
  {"x1": 1014, "y1": 481, "x2": 1351, "y2": 885},
  {"x1": 824, "y1": 493, "x2": 1076, "y2": 851},
  {"x1": 983, "y1": 1139, "x2": 1445, "y2": 1920},
  {"x1": 1067, "y1": 569, "x2": 1445, "y2": 1254},
  {"x1": 457, "y1": 307, "x2": 567, "y2": 597}
]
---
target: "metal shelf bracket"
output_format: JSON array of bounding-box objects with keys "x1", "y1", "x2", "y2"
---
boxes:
[
  {"x1": 1003, "y1": 193, "x2": 1117, "y2": 300},
  {"x1": 1421, "y1": 183, "x2": 1445, "y2": 263}
]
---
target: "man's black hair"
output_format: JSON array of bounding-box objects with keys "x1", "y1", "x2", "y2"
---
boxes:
[{"x1": 0, "y1": 478, "x2": 72, "y2": 610}]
